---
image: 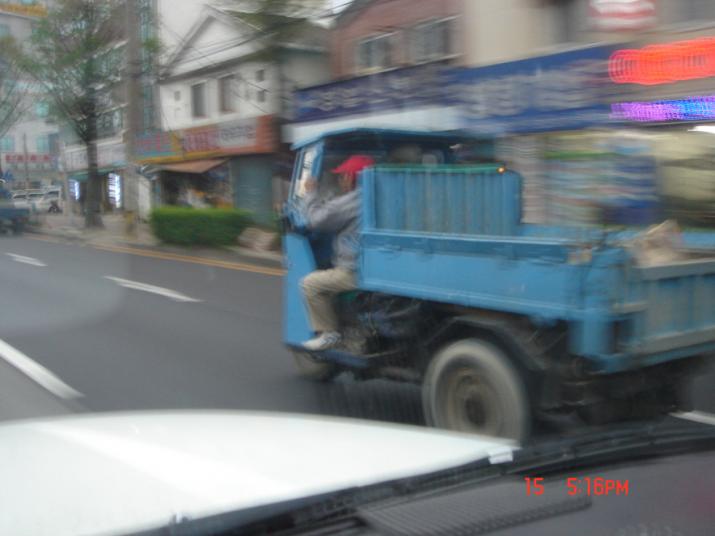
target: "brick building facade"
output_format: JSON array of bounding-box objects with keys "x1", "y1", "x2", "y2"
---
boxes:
[{"x1": 331, "y1": 0, "x2": 465, "y2": 78}]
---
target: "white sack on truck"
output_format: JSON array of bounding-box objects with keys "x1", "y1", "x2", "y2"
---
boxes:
[{"x1": 623, "y1": 220, "x2": 686, "y2": 267}]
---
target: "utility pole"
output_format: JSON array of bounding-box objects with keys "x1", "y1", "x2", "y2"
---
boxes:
[
  {"x1": 123, "y1": 0, "x2": 141, "y2": 221},
  {"x1": 22, "y1": 132, "x2": 29, "y2": 189}
]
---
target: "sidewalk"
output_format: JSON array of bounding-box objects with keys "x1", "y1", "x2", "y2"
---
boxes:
[{"x1": 28, "y1": 212, "x2": 284, "y2": 268}]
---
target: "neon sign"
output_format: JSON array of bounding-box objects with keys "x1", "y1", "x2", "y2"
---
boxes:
[
  {"x1": 611, "y1": 96, "x2": 715, "y2": 122},
  {"x1": 609, "y1": 38, "x2": 715, "y2": 85}
]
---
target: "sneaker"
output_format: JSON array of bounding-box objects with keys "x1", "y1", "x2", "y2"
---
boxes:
[{"x1": 303, "y1": 332, "x2": 341, "y2": 351}]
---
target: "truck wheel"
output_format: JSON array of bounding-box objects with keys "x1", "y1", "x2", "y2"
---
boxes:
[
  {"x1": 422, "y1": 339, "x2": 530, "y2": 442},
  {"x1": 292, "y1": 350, "x2": 338, "y2": 382}
]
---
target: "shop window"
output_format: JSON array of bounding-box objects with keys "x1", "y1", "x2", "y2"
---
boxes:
[
  {"x1": 0, "y1": 135, "x2": 14, "y2": 152},
  {"x1": 218, "y1": 75, "x2": 235, "y2": 113},
  {"x1": 409, "y1": 18, "x2": 457, "y2": 64},
  {"x1": 113, "y1": 109, "x2": 124, "y2": 131},
  {"x1": 36, "y1": 135, "x2": 49, "y2": 154},
  {"x1": 355, "y1": 33, "x2": 394, "y2": 73},
  {"x1": 35, "y1": 101, "x2": 49, "y2": 118},
  {"x1": 48, "y1": 133, "x2": 59, "y2": 155},
  {"x1": 191, "y1": 82, "x2": 206, "y2": 118},
  {"x1": 97, "y1": 113, "x2": 113, "y2": 137}
]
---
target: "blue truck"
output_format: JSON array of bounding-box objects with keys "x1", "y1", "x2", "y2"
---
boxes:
[
  {"x1": 283, "y1": 128, "x2": 715, "y2": 441},
  {"x1": 0, "y1": 180, "x2": 29, "y2": 234}
]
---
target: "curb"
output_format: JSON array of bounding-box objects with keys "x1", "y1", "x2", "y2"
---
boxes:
[{"x1": 26, "y1": 226, "x2": 284, "y2": 269}]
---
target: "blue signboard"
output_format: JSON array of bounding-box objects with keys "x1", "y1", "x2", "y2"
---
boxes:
[
  {"x1": 446, "y1": 45, "x2": 621, "y2": 135},
  {"x1": 294, "y1": 45, "x2": 623, "y2": 135},
  {"x1": 294, "y1": 62, "x2": 451, "y2": 123}
]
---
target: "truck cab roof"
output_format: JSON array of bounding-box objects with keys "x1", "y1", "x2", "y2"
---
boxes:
[{"x1": 291, "y1": 128, "x2": 475, "y2": 150}]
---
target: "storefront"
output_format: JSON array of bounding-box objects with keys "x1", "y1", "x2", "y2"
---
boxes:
[
  {"x1": 440, "y1": 44, "x2": 670, "y2": 227},
  {"x1": 2, "y1": 152, "x2": 60, "y2": 191},
  {"x1": 291, "y1": 46, "x2": 633, "y2": 227},
  {"x1": 63, "y1": 140, "x2": 127, "y2": 212},
  {"x1": 291, "y1": 37, "x2": 715, "y2": 229},
  {"x1": 136, "y1": 115, "x2": 280, "y2": 224},
  {"x1": 605, "y1": 31, "x2": 715, "y2": 228}
]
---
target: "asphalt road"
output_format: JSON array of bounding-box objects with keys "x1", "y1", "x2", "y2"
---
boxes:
[
  {"x1": 0, "y1": 235, "x2": 424, "y2": 426},
  {"x1": 0, "y1": 235, "x2": 713, "y2": 433}
]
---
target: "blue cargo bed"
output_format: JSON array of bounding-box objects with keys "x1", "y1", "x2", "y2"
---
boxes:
[{"x1": 357, "y1": 165, "x2": 715, "y2": 372}]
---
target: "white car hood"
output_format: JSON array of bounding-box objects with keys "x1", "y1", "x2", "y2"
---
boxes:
[{"x1": 0, "y1": 411, "x2": 515, "y2": 536}]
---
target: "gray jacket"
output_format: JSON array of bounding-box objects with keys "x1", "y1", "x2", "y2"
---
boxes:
[{"x1": 304, "y1": 189, "x2": 360, "y2": 270}]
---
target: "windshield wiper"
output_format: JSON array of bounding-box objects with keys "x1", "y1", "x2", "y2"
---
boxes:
[
  {"x1": 135, "y1": 421, "x2": 715, "y2": 536},
  {"x1": 133, "y1": 455, "x2": 505, "y2": 536},
  {"x1": 509, "y1": 419, "x2": 715, "y2": 475}
]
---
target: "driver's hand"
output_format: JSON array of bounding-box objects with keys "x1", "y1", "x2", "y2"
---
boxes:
[{"x1": 304, "y1": 179, "x2": 318, "y2": 193}]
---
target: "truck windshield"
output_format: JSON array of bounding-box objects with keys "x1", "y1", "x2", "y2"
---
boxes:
[{"x1": 294, "y1": 143, "x2": 318, "y2": 199}]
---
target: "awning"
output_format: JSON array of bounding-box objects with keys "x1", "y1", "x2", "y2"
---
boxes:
[
  {"x1": 68, "y1": 167, "x2": 119, "y2": 182},
  {"x1": 159, "y1": 159, "x2": 228, "y2": 174}
]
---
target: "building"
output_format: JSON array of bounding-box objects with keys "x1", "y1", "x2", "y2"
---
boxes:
[
  {"x1": 135, "y1": 2, "x2": 330, "y2": 224},
  {"x1": 0, "y1": 1, "x2": 60, "y2": 191},
  {"x1": 290, "y1": 0, "x2": 715, "y2": 229}
]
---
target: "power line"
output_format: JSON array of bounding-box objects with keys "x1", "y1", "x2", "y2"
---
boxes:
[
  {"x1": 159, "y1": 0, "x2": 351, "y2": 68},
  {"x1": 157, "y1": 17, "x2": 271, "y2": 114}
]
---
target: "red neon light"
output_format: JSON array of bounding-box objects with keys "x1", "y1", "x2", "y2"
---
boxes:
[{"x1": 609, "y1": 37, "x2": 715, "y2": 85}]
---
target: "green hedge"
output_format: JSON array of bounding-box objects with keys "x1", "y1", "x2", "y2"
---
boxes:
[{"x1": 150, "y1": 207, "x2": 253, "y2": 246}]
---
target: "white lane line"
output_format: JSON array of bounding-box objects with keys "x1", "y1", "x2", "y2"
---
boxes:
[
  {"x1": 672, "y1": 411, "x2": 715, "y2": 426},
  {"x1": 104, "y1": 276, "x2": 202, "y2": 303},
  {"x1": 6, "y1": 253, "x2": 46, "y2": 267},
  {"x1": 0, "y1": 338, "x2": 83, "y2": 400}
]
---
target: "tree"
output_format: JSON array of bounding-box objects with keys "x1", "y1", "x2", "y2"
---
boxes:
[
  {"x1": 16, "y1": 0, "x2": 124, "y2": 227},
  {"x1": 0, "y1": 37, "x2": 35, "y2": 180}
]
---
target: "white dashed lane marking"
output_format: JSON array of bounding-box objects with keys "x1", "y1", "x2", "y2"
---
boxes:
[
  {"x1": 6, "y1": 253, "x2": 47, "y2": 267},
  {"x1": 0, "y1": 338, "x2": 82, "y2": 399},
  {"x1": 104, "y1": 276, "x2": 202, "y2": 303}
]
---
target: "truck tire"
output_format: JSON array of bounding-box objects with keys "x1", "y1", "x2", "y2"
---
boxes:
[
  {"x1": 422, "y1": 339, "x2": 530, "y2": 442},
  {"x1": 292, "y1": 350, "x2": 338, "y2": 382}
]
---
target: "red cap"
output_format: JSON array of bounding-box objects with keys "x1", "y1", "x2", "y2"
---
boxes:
[{"x1": 331, "y1": 155, "x2": 375, "y2": 177}]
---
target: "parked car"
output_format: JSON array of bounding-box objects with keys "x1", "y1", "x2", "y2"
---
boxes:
[
  {"x1": 26, "y1": 189, "x2": 45, "y2": 211},
  {"x1": 12, "y1": 191, "x2": 28, "y2": 209}
]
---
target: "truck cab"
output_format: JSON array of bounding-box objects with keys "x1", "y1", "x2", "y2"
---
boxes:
[
  {"x1": 283, "y1": 128, "x2": 485, "y2": 345},
  {"x1": 283, "y1": 128, "x2": 715, "y2": 443}
]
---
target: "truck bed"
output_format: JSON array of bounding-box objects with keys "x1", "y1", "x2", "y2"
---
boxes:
[{"x1": 358, "y1": 165, "x2": 715, "y2": 371}]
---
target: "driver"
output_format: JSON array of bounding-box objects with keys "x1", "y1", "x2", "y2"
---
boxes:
[{"x1": 300, "y1": 155, "x2": 375, "y2": 351}]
